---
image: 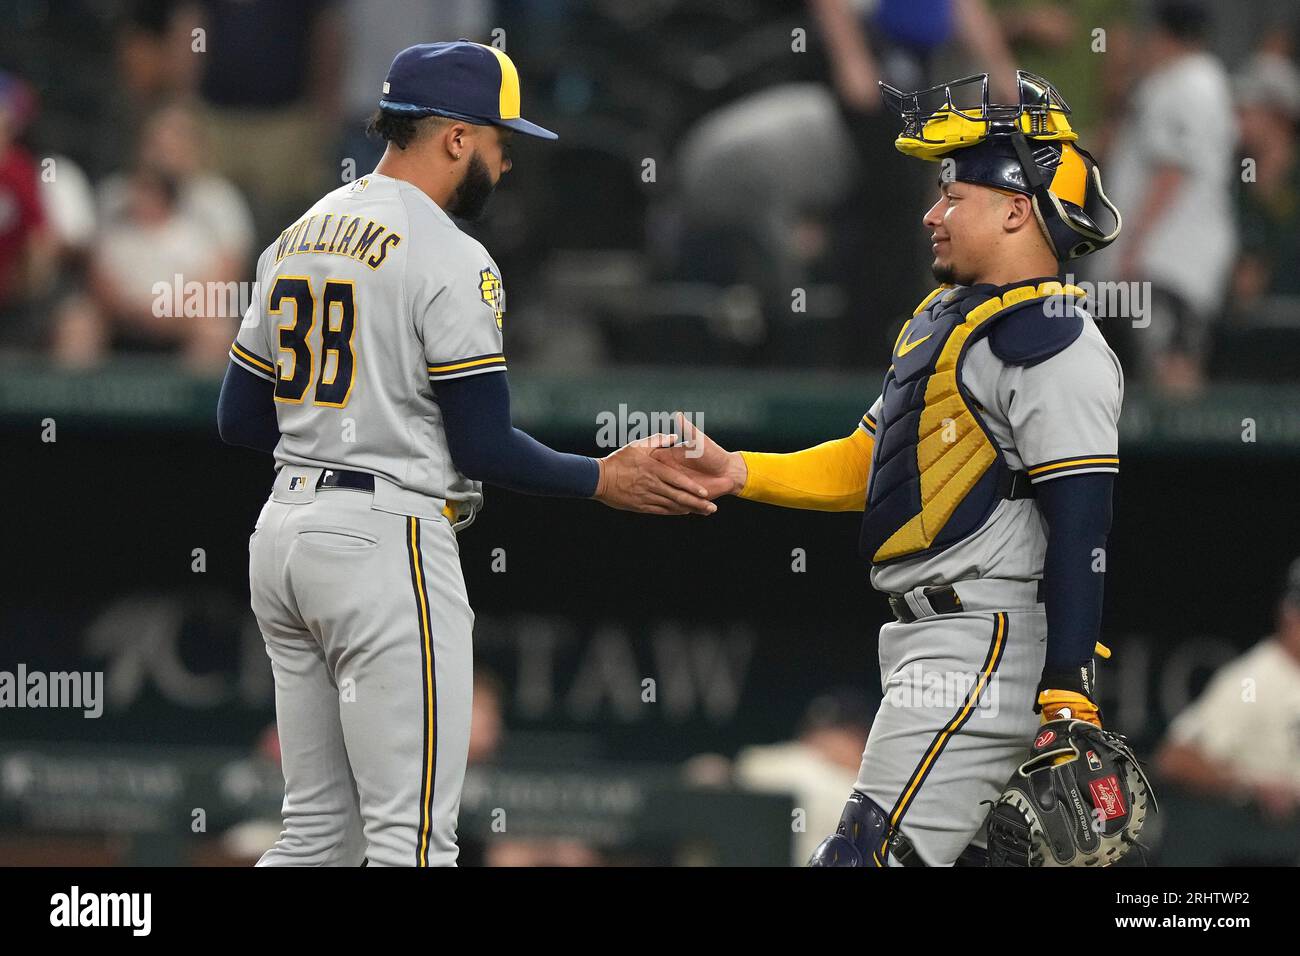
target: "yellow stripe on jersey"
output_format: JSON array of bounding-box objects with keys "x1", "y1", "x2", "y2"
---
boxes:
[
  {"x1": 1027, "y1": 456, "x2": 1120, "y2": 477},
  {"x1": 231, "y1": 342, "x2": 275, "y2": 374},
  {"x1": 427, "y1": 355, "x2": 507, "y2": 376}
]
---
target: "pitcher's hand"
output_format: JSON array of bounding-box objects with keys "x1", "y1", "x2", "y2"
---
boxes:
[{"x1": 595, "y1": 433, "x2": 719, "y2": 515}]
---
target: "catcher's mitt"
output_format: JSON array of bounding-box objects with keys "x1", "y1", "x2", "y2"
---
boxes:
[{"x1": 986, "y1": 718, "x2": 1157, "y2": 867}]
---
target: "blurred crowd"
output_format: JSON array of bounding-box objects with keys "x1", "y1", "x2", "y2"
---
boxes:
[{"x1": 2, "y1": 0, "x2": 1298, "y2": 389}]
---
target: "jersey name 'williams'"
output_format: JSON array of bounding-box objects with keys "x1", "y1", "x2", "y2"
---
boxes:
[{"x1": 273, "y1": 213, "x2": 403, "y2": 271}]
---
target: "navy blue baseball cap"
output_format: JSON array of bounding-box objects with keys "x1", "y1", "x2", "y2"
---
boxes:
[{"x1": 379, "y1": 41, "x2": 557, "y2": 140}]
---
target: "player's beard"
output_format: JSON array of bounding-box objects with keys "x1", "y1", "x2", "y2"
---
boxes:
[
  {"x1": 932, "y1": 261, "x2": 958, "y2": 285},
  {"x1": 447, "y1": 152, "x2": 496, "y2": 221},
  {"x1": 931, "y1": 260, "x2": 974, "y2": 286}
]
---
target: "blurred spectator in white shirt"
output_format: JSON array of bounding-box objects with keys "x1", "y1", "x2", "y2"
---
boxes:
[
  {"x1": 731, "y1": 689, "x2": 874, "y2": 865},
  {"x1": 39, "y1": 156, "x2": 97, "y2": 256},
  {"x1": 99, "y1": 104, "x2": 255, "y2": 275},
  {"x1": 1084, "y1": 1, "x2": 1237, "y2": 398},
  {"x1": 52, "y1": 164, "x2": 232, "y2": 370},
  {"x1": 1156, "y1": 557, "x2": 1300, "y2": 823}
]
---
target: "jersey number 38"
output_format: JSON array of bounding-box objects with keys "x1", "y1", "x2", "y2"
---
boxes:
[{"x1": 269, "y1": 275, "x2": 357, "y2": 408}]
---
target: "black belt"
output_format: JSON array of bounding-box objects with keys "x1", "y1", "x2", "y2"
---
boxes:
[
  {"x1": 888, "y1": 580, "x2": 1046, "y2": 624},
  {"x1": 888, "y1": 585, "x2": 963, "y2": 623},
  {"x1": 317, "y1": 469, "x2": 375, "y2": 492},
  {"x1": 315, "y1": 469, "x2": 461, "y2": 524}
]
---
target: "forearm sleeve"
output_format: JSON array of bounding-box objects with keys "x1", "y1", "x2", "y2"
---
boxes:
[
  {"x1": 737, "y1": 427, "x2": 873, "y2": 511},
  {"x1": 1036, "y1": 472, "x2": 1114, "y2": 675},
  {"x1": 434, "y1": 371, "x2": 599, "y2": 498},
  {"x1": 217, "y1": 360, "x2": 280, "y2": 454}
]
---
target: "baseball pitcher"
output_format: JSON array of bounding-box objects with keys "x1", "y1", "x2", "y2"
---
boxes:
[{"x1": 217, "y1": 41, "x2": 718, "y2": 867}]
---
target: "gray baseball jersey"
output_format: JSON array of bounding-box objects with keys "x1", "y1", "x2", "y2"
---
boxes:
[
  {"x1": 851, "y1": 299, "x2": 1123, "y2": 865},
  {"x1": 863, "y1": 313, "x2": 1123, "y2": 596},
  {"x1": 230, "y1": 171, "x2": 509, "y2": 526},
  {"x1": 234, "y1": 172, "x2": 508, "y2": 866}
]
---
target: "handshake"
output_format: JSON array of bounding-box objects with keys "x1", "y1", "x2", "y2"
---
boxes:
[{"x1": 593, "y1": 413, "x2": 746, "y2": 515}]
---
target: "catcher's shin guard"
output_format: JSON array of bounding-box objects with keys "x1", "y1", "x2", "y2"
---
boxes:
[{"x1": 807, "y1": 791, "x2": 893, "y2": 867}]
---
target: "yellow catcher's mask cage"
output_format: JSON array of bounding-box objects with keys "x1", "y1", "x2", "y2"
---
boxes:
[
  {"x1": 880, "y1": 71, "x2": 1121, "y2": 261},
  {"x1": 881, "y1": 71, "x2": 1078, "y2": 158}
]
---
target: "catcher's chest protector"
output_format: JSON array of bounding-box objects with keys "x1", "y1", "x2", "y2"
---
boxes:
[{"x1": 859, "y1": 281, "x2": 1085, "y2": 566}]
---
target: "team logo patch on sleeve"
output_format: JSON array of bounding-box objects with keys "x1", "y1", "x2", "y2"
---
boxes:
[{"x1": 479, "y1": 268, "x2": 504, "y2": 328}]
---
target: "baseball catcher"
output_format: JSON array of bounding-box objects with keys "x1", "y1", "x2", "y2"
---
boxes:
[{"x1": 664, "y1": 70, "x2": 1154, "y2": 866}]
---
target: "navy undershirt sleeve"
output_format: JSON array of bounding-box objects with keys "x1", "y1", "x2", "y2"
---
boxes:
[
  {"x1": 434, "y1": 371, "x2": 599, "y2": 498},
  {"x1": 217, "y1": 360, "x2": 280, "y2": 454},
  {"x1": 1035, "y1": 472, "x2": 1114, "y2": 675}
]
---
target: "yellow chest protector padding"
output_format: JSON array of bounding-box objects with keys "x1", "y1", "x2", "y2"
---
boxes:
[{"x1": 859, "y1": 281, "x2": 1085, "y2": 566}]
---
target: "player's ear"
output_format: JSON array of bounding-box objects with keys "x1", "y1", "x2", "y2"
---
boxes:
[
  {"x1": 443, "y1": 122, "x2": 470, "y2": 162},
  {"x1": 1004, "y1": 193, "x2": 1036, "y2": 233}
]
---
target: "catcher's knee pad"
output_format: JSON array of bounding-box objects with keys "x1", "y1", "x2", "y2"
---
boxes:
[{"x1": 807, "y1": 791, "x2": 892, "y2": 867}]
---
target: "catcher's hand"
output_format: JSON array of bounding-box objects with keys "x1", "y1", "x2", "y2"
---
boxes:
[
  {"x1": 1037, "y1": 689, "x2": 1100, "y2": 726},
  {"x1": 650, "y1": 412, "x2": 745, "y2": 499},
  {"x1": 1035, "y1": 641, "x2": 1110, "y2": 727},
  {"x1": 986, "y1": 718, "x2": 1157, "y2": 867}
]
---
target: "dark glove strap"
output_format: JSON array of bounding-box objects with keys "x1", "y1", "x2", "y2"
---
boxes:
[{"x1": 1034, "y1": 663, "x2": 1098, "y2": 712}]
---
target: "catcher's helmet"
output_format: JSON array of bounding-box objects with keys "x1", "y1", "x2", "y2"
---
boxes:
[{"x1": 880, "y1": 71, "x2": 1121, "y2": 261}]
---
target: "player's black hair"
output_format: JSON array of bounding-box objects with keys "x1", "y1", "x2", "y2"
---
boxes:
[
  {"x1": 366, "y1": 109, "x2": 450, "y2": 150},
  {"x1": 366, "y1": 109, "x2": 417, "y2": 149}
]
